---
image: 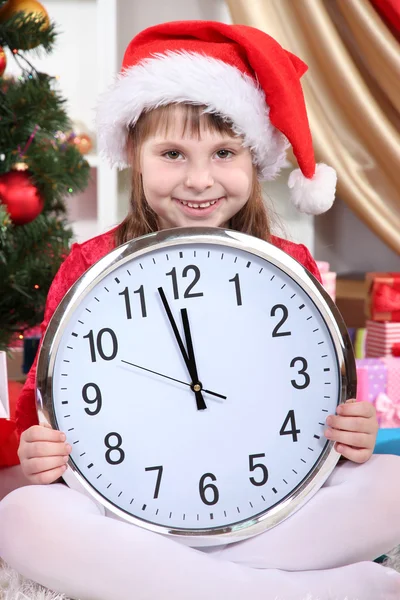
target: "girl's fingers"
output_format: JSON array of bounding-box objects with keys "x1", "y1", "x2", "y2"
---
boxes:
[
  {"x1": 336, "y1": 401, "x2": 375, "y2": 418},
  {"x1": 324, "y1": 428, "x2": 373, "y2": 449},
  {"x1": 28, "y1": 464, "x2": 68, "y2": 485},
  {"x1": 25, "y1": 455, "x2": 69, "y2": 477},
  {"x1": 334, "y1": 443, "x2": 372, "y2": 464},
  {"x1": 325, "y1": 414, "x2": 376, "y2": 434},
  {"x1": 22, "y1": 425, "x2": 65, "y2": 443},
  {"x1": 23, "y1": 440, "x2": 71, "y2": 459}
]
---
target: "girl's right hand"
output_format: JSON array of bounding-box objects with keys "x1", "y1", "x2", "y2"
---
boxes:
[{"x1": 18, "y1": 423, "x2": 72, "y2": 484}]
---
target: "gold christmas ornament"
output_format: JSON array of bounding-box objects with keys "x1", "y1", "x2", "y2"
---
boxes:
[
  {"x1": 72, "y1": 133, "x2": 92, "y2": 155},
  {"x1": 12, "y1": 162, "x2": 29, "y2": 171},
  {"x1": 0, "y1": 0, "x2": 50, "y2": 49}
]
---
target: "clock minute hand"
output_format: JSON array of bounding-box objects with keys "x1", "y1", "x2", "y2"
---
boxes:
[{"x1": 158, "y1": 287, "x2": 207, "y2": 410}]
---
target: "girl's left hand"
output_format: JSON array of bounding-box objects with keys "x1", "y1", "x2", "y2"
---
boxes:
[{"x1": 324, "y1": 400, "x2": 379, "y2": 464}]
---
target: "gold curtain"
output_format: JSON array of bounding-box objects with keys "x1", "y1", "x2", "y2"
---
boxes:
[{"x1": 225, "y1": 0, "x2": 400, "y2": 254}]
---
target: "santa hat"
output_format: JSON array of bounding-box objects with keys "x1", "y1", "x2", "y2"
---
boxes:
[{"x1": 97, "y1": 20, "x2": 336, "y2": 215}]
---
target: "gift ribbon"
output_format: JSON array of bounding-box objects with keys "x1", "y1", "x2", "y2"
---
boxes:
[
  {"x1": 375, "y1": 392, "x2": 400, "y2": 427},
  {"x1": 372, "y1": 282, "x2": 400, "y2": 320}
]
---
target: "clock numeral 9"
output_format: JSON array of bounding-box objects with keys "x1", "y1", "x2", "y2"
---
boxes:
[
  {"x1": 119, "y1": 286, "x2": 147, "y2": 319},
  {"x1": 280, "y1": 410, "x2": 301, "y2": 442},
  {"x1": 82, "y1": 383, "x2": 102, "y2": 416},
  {"x1": 104, "y1": 432, "x2": 125, "y2": 465},
  {"x1": 199, "y1": 473, "x2": 219, "y2": 505},
  {"x1": 271, "y1": 304, "x2": 291, "y2": 337},
  {"x1": 249, "y1": 453, "x2": 269, "y2": 486},
  {"x1": 166, "y1": 265, "x2": 203, "y2": 300},
  {"x1": 83, "y1": 328, "x2": 118, "y2": 362},
  {"x1": 290, "y1": 357, "x2": 310, "y2": 389}
]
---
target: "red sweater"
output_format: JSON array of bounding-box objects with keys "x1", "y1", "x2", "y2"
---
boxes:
[{"x1": 15, "y1": 229, "x2": 322, "y2": 436}]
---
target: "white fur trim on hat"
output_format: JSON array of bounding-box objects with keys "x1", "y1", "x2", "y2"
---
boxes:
[
  {"x1": 96, "y1": 51, "x2": 289, "y2": 179},
  {"x1": 288, "y1": 163, "x2": 337, "y2": 215}
]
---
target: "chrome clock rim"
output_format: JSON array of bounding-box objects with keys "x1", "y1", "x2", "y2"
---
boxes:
[{"x1": 36, "y1": 227, "x2": 356, "y2": 546}]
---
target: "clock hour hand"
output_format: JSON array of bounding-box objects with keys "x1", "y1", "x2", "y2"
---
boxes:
[
  {"x1": 120, "y1": 360, "x2": 226, "y2": 399},
  {"x1": 158, "y1": 287, "x2": 207, "y2": 410}
]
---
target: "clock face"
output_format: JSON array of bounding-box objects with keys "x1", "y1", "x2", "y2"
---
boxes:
[{"x1": 38, "y1": 230, "x2": 350, "y2": 545}]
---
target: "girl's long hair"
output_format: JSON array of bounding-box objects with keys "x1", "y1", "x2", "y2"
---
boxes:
[{"x1": 114, "y1": 104, "x2": 272, "y2": 247}]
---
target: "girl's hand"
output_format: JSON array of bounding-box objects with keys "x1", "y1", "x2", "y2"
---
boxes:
[
  {"x1": 18, "y1": 423, "x2": 72, "y2": 484},
  {"x1": 324, "y1": 400, "x2": 379, "y2": 464}
]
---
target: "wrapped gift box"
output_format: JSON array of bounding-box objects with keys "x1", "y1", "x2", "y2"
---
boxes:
[
  {"x1": 365, "y1": 272, "x2": 400, "y2": 322},
  {"x1": 316, "y1": 261, "x2": 337, "y2": 302},
  {"x1": 365, "y1": 320, "x2": 400, "y2": 357},
  {"x1": 356, "y1": 357, "x2": 400, "y2": 427}
]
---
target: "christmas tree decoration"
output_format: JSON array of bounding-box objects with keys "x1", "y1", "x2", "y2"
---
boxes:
[
  {"x1": 0, "y1": 45, "x2": 6, "y2": 76},
  {"x1": 72, "y1": 133, "x2": 92, "y2": 155},
  {"x1": 0, "y1": 2, "x2": 90, "y2": 351},
  {"x1": 0, "y1": 170, "x2": 44, "y2": 225}
]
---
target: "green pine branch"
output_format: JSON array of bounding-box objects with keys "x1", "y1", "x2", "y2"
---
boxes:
[{"x1": 0, "y1": 6, "x2": 91, "y2": 352}]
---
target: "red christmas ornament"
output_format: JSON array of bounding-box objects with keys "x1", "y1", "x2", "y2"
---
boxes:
[
  {"x1": 0, "y1": 170, "x2": 44, "y2": 225},
  {"x1": 0, "y1": 45, "x2": 6, "y2": 77}
]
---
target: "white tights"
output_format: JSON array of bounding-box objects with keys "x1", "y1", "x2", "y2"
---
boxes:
[{"x1": 1, "y1": 454, "x2": 400, "y2": 600}]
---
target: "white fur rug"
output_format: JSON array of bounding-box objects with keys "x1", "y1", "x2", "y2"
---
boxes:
[{"x1": 1, "y1": 549, "x2": 400, "y2": 600}]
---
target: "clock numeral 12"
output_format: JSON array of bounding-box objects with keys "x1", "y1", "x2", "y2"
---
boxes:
[
  {"x1": 83, "y1": 328, "x2": 118, "y2": 362},
  {"x1": 229, "y1": 273, "x2": 242, "y2": 306},
  {"x1": 166, "y1": 265, "x2": 203, "y2": 300},
  {"x1": 119, "y1": 286, "x2": 147, "y2": 319}
]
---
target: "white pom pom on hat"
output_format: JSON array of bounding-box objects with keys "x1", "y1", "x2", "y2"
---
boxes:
[{"x1": 97, "y1": 20, "x2": 337, "y2": 215}]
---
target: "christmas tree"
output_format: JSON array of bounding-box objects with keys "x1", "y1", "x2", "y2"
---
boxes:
[{"x1": 0, "y1": 0, "x2": 90, "y2": 352}]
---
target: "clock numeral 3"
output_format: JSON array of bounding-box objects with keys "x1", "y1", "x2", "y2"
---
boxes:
[
  {"x1": 83, "y1": 328, "x2": 118, "y2": 362},
  {"x1": 280, "y1": 410, "x2": 301, "y2": 442},
  {"x1": 119, "y1": 286, "x2": 147, "y2": 319},
  {"x1": 271, "y1": 304, "x2": 291, "y2": 337},
  {"x1": 145, "y1": 465, "x2": 163, "y2": 499},
  {"x1": 249, "y1": 453, "x2": 269, "y2": 486},
  {"x1": 199, "y1": 473, "x2": 219, "y2": 505},
  {"x1": 290, "y1": 357, "x2": 310, "y2": 389},
  {"x1": 104, "y1": 432, "x2": 125, "y2": 465},
  {"x1": 82, "y1": 383, "x2": 102, "y2": 416},
  {"x1": 166, "y1": 266, "x2": 203, "y2": 300}
]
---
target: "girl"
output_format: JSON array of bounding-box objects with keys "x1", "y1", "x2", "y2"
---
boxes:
[{"x1": 1, "y1": 20, "x2": 400, "y2": 600}]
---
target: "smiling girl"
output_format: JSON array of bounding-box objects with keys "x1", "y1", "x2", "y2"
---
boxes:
[{"x1": 0, "y1": 20, "x2": 399, "y2": 600}]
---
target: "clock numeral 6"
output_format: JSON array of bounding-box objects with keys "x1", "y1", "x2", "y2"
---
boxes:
[
  {"x1": 104, "y1": 432, "x2": 125, "y2": 465},
  {"x1": 249, "y1": 453, "x2": 269, "y2": 486},
  {"x1": 199, "y1": 473, "x2": 219, "y2": 505},
  {"x1": 290, "y1": 357, "x2": 310, "y2": 389},
  {"x1": 82, "y1": 383, "x2": 102, "y2": 416},
  {"x1": 166, "y1": 266, "x2": 203, "y2": 300},
  {"x1": 280, "y1": 410, "x2": 301, "y2": 442},
  {"x1": 83, "y1": 328, "x2": 118, "y2": 362}
]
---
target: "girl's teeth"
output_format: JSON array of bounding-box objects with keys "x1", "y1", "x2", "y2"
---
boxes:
[{"x1": 180, "y1": 200, "x2": 217, "y2": 209}]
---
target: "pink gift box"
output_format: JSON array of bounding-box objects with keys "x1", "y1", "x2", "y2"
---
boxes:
[
  {"x1": 316, "y1": 261, "x2": 330, "y2": 274},
  {"x1": 356, "y1": 357, "x2": 400, "y2": 427},
  {"x1": 366, "y1": 320, "x2": 400, "y2": 357}
]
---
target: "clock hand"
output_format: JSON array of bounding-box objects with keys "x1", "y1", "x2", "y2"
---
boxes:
[
  {"x1": 158, "y1": 287, "x2": 207, "y2": 410},
  {"x1": 120, "y1": 359, "x2": 226, "y2": 399}
]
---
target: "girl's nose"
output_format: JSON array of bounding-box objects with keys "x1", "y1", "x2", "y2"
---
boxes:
[{"x1": 184, "y1": 166, "x2": 214, "y2": 192}]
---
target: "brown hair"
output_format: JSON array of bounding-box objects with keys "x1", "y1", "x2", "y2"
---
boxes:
[{"x1": 114, "y1": 103, "x2": 272, "y2": 247}]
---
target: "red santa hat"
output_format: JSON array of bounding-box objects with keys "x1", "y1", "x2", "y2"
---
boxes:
[{"x1": 97, "y1": 20, "x2": 336, "y2": 215}]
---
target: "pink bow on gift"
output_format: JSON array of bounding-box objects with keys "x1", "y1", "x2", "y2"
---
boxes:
[{"x1": 375, "y1": 392, "x2": 400, "y2": 428}]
